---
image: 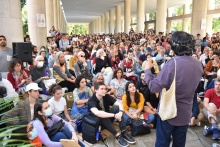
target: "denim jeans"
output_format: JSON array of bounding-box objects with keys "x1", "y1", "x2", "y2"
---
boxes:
[
  {"x1": 123, "y1": 113, "x2": 155, "y2": 125},
  {"x1": 50, "y1": 128, "x2": 85, "y2": 147},
  {"x1": 155, "y1": 116, "x2": 188, "y2": 147}
]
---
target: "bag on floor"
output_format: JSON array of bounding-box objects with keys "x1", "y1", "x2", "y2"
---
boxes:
[
  {"x1": 130, "y1": 119, "x2": 151, "y2": 136},
  {"x1": 82, "y1": 113, "x2": 101, "y2": 144}
]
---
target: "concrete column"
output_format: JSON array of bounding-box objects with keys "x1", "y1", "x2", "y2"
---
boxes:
[
  {"x1": 182, "y1": 18, "x2": 190, "y2": 33},
  {"x1": 101, "y1": 14, "x2": 105, "y2": 33},
  {"x1": 206, "y1": 0, "x2": 215, "y2": 34},
  {"x1": 27, "y1": 0, "x2": 47, "y2": 49},
  {"x1": 53, "y1": 0, "x2": 58, "y2": 29},
  {"x1": 167, "y1": 20, "x2": 172, "y2": 33},
  {"x1": 182, "y1": 3, "x2": 190, "y2": 33},
  {"x1": 0, "y1": 0, "x2": 23, "y2": 48},
  {"x1": 156, "y1": 0, "x2": 167, "y2": 34},
  {"x1": 115, "y1": 5, "x2": 122, "y2": 33},
  {"x1": 98, "y1": 17, "x2": 101, "y2": 33},
  {"x1": 109, "y1": 8, "x2": 115, "y2": 34},
  {"x1": 137, "y1": 0, "x2": 145, "y2": 33},
  {"x1": 60, "y1": 13, "x2": 63, "y2": 33},
  {"x1": 57, "y1": 0, "x2": 61, "y2": 31},
  {"x1": 45, "y1": 0, "x2": 54, "y2": 36},
  {"x1": 124, "y1": 0, "x2": 131, "y2": 34},
  {"x1": 191, "y1": 0, "x2": 208, "y2": 37},
  {"x1": 121, "y1": 20, "x2": 124, "y2": 32},
  {"x1": 105, "y1": 12, "x2": 109, "y2": 34}
]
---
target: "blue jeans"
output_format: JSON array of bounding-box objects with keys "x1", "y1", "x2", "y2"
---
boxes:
[
  {"x1": 70, "y1": 103, "x2": 88, "y2": 115},
  {"x1": 155, "y1": 116, "x2": 188, "y2": 147},
  {"x1": 50, "y1": 128, "x2": 85, "y2": 147},
  {"x1": 123, "y1": 113, "x2": 155, "y2": 125}
]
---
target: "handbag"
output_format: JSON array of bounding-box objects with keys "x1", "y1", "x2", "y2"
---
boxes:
[
  {"x1": 130, "y1": 119, "x2": 151, "y2": 136},
  {"x1": 128, "y1": 107, "x2": 147, "y2": 119},
  {"x1": 46, "y1": 119, "x2": 65, "y2": 137},
  {"x1": 43, "y1": 78, "x2": 56, "y2": 89},
  {"x1": 158, "y1": 58, "x2": 177, "y2": 121}
]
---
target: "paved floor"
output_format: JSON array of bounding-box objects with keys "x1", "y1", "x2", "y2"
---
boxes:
[{"x1": 78, "y1": 121, "x2": 218, "y2": 147}]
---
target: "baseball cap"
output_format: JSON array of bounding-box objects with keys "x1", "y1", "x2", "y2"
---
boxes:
[{"x1": 25, "y1": 83, "x2": 42, "y2": 92}]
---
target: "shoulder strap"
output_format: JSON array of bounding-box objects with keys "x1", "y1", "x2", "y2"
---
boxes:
[{"x1": 173, "y1": 58, "x2": 176, "y2": 80}]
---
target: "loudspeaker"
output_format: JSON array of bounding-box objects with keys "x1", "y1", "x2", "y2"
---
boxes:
[{"x1": 12, "y1": 42, "x2": 32, "y2": 62}]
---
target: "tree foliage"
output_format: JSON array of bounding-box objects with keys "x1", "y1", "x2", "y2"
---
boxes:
[
  {"x1": 22, "y1": 5, "x2": 28, "y2": 35},
  {"x1": 67, "y1": 24, "x2": 88, "y2": 35},
  {"x1": 213, "y1": 18, "x2": 220, "y2": 32}
]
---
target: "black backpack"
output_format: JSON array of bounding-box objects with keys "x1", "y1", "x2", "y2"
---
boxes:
[{"x1": 82, "y1": 113, "x2": 101, "y2": 144}]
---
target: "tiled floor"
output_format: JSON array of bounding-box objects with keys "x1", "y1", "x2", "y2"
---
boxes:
[{"x1": 78, "y1": 121, "x2": 218, "y2": 147}]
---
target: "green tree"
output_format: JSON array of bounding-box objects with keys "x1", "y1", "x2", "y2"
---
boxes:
[
  {"x1": 149, "y1": 12, "x2": 155, "y2": 20},
  {"x1": 22, "y1": 5, "x2": 28, "y2": 35},
  {"x1": 213, "y1": 17, "x2": 220, "y2": 32},
  {"x1": 67, "y1": 24, "x2": 88, "y2": 35},
  {"x1": 173, "y1": 5, "x2": 183, "y2": 16},
  {"x1": 172, "y1": 21, "x2": 182, "y2": 31}
]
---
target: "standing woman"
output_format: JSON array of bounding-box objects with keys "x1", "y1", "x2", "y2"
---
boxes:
[
  {"x1": 53, "y1": 51, "x2": 76, "y2": 92},
  {"x1": 32, "y1": 101, "x2": 78, "y2": 147},
  {"x1": 122, "y1": 82, "x2": 155, "y2": 125},
  {"x1": 71, "y1": 75, "x2": 93, "y2": 115}
]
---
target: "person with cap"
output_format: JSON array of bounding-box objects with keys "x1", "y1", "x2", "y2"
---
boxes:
[{"x1": 1, "y1": 83, "x2": 42, "y2": 140}]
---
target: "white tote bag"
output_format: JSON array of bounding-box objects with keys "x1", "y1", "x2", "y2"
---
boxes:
[
  {"x1": 158, "y1": 58, "x2": 177, "y2": 121},
  {"x1": 43, "y1": 78, "x2": 56, "y2": 89}
]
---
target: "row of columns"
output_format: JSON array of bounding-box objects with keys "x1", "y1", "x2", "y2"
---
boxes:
[
  {"x1": 0, "y1": 0, "x2": 67, "y2": 49},
  {"x1": 90, "y1": 0, "x2": 146, "y2": 34},
  {"x1": 90, "y1": 0, "x2": 215, "y2": 37}
]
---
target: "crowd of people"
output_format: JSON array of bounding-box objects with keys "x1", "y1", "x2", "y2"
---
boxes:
[{"x1": 1, "y1": 26, "x2": 220, "y2": 147}]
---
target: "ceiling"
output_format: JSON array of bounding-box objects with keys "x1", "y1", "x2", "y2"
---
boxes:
[{"x1": 62, "y1": 0, "x2": 192, "y2": 23}]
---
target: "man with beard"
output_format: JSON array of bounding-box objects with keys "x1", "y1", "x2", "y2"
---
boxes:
[{"x1": 0, "y1": 35, "x2": 13, "y2": 76}]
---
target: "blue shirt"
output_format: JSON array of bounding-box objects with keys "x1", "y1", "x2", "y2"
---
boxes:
[{"x1": 145, "y1": 56, "x2": 203, "y2": 126}]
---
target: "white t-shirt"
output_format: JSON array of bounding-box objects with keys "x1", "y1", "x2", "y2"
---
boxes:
[{"x1": 48, "y1": 97, "x2": 67, "y2": 115}]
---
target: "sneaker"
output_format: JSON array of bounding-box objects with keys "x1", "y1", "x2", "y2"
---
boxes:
[
  {"x1": 115, "y1": 135, "x2": 129, "y2": 147},
  {"x1": 212, "y1": 128, "x2": 220, "y2": 140},
  {"x1": 121, "y1": 131, "x2": 136, "y2": 144},
  {"x1": 203, "y1": 125, "x2": 212, "y2": 136},
  {"x1": 212, "y1": 143, "x2": 220, "y2": 147}
]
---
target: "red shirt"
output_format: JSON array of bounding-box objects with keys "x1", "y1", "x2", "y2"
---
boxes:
[{"x1": 205, "y1": 88, "x2": 220, "y2": 108}]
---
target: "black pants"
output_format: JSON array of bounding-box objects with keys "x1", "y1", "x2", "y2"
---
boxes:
[
  {"x1": 100, "y1": 106, "x2": 126, "y2": 136},
  {"x1": 59, "y1": 80, "x2": 76, "y2": 92}
]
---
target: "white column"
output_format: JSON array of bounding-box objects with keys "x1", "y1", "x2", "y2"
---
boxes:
[
  {"x1": 101, "y1": 14, "x2": 105, "y2": 33},
  {"x1": 105, "y1": 12, "x2": 109, "y2": 34},
  {"x1": 182, "y1": 4, "x2": 190, "y2": 33},
  {"x1": 206, "y1": 0, "x2": 215, "y2": 34},
  {"x1": 98, "y1": 17, "x2": 101, "y2": 33},
  {"x1": 191, "y1": 0, "x2": 208, "y2": 37},
  {"x1": 156, "y1": 0, "x2": 167, "y2": 34},
  {"x1": 115, "y1": 5, "x2": 122, "y2": 33},
  {"x1": 45, "y1": 0, "x2": 54, "y2": 36},
  {"x1": 0, "y1": 0, "x2": 23, "y2": 48},
  {"x1": 137, "y1": 0, "x2": 145, "y2": 33},
  {"x1": 124, "y1": 0, "x2": 131, "y2": 34},
  {"x1": 167, "y1": 20, "x2": 172, "y2": 33},
  {"x1": 109, "y1": 8, "x2": 115, "y2": 34},
  {"x1": 53, "y1": 0, "x2": 58, "y2": 29},
  {"x1": 27, "y1": 0, "x2": 47, "y2": 50},
  {"x1": 57, "y1": 0, "x2": 61, "y2": 31}
]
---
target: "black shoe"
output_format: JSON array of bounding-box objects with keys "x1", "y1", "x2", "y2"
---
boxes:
[
  {"x1": 115, "y1": 135, "x2": 129, "y2": 147},
  {"x1": 121, "y1": 131, "x2": 136, "y2": 144}
]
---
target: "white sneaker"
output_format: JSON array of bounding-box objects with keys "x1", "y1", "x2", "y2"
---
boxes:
[{"x1": 212, "y1": 143, "x2": 220, "y2": 147}]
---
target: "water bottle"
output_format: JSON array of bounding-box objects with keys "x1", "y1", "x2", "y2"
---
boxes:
[{"x1": 96, "y1": 126, "x2": 101, "y2": 141}]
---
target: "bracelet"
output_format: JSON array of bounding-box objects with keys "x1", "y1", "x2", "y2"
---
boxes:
[{"x1": 119, "y1": 110, "x2": 124, "y2": 113}]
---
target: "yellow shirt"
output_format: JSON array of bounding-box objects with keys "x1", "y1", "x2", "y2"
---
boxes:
[{"x1": 122, "y1": 92, "x2": 145, "y2": 111}]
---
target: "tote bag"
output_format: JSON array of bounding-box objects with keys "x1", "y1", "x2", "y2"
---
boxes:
[{"x1": 158, "y1": 58, "x2": 177, "y2": 121}]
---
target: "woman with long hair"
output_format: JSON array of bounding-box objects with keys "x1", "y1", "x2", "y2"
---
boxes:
[
  {"x1": 122, "y1": 82, "x2": 155, "y2": 125},
  {"x1": 70, "y1": 75, "x2": 92, "y2": 115},
  {"x1": 32, "y1": 101, "x2": 78, "y2": 147}
]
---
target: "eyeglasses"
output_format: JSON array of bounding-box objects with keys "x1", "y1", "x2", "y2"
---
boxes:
[{"x1": 0, "y1": 38, "x2": 6, "y2": 41}]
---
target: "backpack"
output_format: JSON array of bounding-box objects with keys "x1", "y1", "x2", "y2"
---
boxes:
[{"x1": 82, "y1": 113, "x2": 101, "y2": 144}]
